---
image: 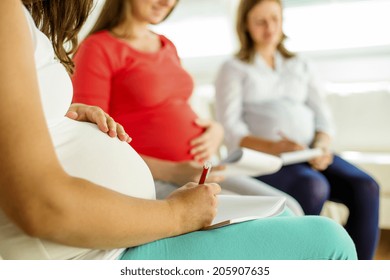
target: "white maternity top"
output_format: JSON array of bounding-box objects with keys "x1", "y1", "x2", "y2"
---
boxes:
[{"x1": 0, "y1": 7, "x2": 155, "y2": 260}]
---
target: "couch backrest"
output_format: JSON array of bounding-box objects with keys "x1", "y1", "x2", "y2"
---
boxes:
[
  {"x1": 190, "y1": 86, "x2": 390, "y2": 153},
  {"x1": 327, "y1": 90, "x2": 390, "y2": 152}
]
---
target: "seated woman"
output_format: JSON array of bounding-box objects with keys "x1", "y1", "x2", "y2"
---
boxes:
[
  {"x1": 0, "y1": 0, "x2": 357, "y2": 260},
  {"x1": 214, "y1": 0, "x2": 379, "y2": 260},
  {"x1": 71, "y1": 0, "x2": 304, "y2": 216}
]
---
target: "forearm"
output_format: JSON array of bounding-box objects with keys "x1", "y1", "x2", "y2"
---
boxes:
[
  {"x1": 311, "y1": 131, "x2": 332, "y2": 149},
  {"x1": 141, "y1": 155, "x2": 177, "y2": 183},
  {"x1": 6, "y1": 172, "x2": 179, "y2": 249},
  {"x1": 240, "y1": 135, "x2": 275, "y2": 154}
]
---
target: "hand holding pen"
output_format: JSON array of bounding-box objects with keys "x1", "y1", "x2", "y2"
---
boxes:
[{"x1": 165, "y1": 161, "x2": 221, "y2": 232}]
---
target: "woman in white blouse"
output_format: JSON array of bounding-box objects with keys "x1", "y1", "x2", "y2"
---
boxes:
[{"x1": 215, "y1": 0, "x2": 379, "y2": 260}]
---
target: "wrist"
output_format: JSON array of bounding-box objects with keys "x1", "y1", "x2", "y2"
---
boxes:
[
  {"x1": 165, "y1": 196, "x2": 186, "y2": 236},
  {"x1": 312, "y1": 140, "x2": 330, "y2": 149}
]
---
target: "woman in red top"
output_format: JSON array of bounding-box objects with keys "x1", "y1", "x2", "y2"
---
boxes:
[{"x1": 72, "y1": 0, "x2": 303, "y2": 215}]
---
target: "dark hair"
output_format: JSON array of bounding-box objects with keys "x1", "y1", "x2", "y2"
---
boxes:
[
  {"x1": 89, "y1": 0, "x2": 178, "y2": 37},
  {"x1": 23, "y1": 0, "x2": 94, "y2": 74},
  {"x1": 235, "y1": 0, "x2": 294, "y2": 63}
]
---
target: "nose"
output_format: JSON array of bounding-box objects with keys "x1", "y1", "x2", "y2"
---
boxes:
[{"x1": 265, "y1": 21, "x2": 276, "y2": 33}]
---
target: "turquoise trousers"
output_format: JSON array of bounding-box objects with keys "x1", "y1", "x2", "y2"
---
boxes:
[{"x1": 120, "y1": 211, "x2": 357, "y2": 260}]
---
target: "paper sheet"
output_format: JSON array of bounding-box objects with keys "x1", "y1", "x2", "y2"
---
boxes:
[
  {"x1": 280, "y1": 148, "x2": 323, "y2": 165},
  {"x1": 204, "y1": 195, "x2": 286, "y2": 230},
  {"x1": 215, "y1": 148, "x2": 283, "y2": 177}
]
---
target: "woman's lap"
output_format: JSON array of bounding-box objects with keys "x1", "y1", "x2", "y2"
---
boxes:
[
  {"x1": 121, "y1": 213, "x2": 357, "y2": 260},
  {"x1": 256, "y1": 155, "x2": 379, "y2": 259}
]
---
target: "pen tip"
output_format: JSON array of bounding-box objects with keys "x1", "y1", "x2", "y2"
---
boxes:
[{"x1": 204, "y1": 161, "x2": 212, "y2": 169}]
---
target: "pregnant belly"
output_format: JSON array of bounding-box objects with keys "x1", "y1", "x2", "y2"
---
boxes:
[
  {"x1": 118, "y1": 103, "x2": 204, "y2": 161},
  {"x1": 49, "y1": 118, "x2": 156, "y2": 199},
  {"x1": 247, "y1": 100, "x2": 315, "y2": 145}
]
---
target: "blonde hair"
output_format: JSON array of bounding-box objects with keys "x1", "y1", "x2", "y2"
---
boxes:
[{"x1": 235, "y1": 0, "x2": 294, "y2": 63}]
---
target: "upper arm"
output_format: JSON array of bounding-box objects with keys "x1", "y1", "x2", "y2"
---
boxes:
[
  {"x1": 304, "y1": 62, "x2": 335, "y2": 136},
  {"x1": 214, "y1": 61, "x2": 250, "y2": 148},
  {"x1": 0, "y1": 1, "x2": 68, "y2": 227},
  {"x1": 72, "y1": 38, "x2": 113, "y2": 113}
]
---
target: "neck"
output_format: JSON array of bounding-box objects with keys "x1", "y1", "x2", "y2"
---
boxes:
[
  {"x1": 112, "y1": 19, "x2": 150, "y2": 39},
  {"x1": 256, "y1": 45, "x2": 277, "y2": 68}
]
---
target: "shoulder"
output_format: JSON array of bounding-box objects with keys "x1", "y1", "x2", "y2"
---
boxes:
[
  {"x1": 158, "y1": 34, "x2": 179, "y2": 53},
  {"x1": 75, "y1": 31, "x2": 126, "y2": 65},
  {"x1": 283, "y1": 53, "x2": 312, "y2": 74},
  {"x1": 219, "y1": 57, "x2": 250, "y2": 76},
  {"x1": 73, "y1": 31, "x2": 122, "y2": 70},
  {"x1": 159, "y1": 34, "x2": 174, "y2": 46},
  {"x1": 22, "y1": 7, "x2": 36, "y2": 39},
  {"x1": 79, "y1": 31, "x2": 114, "y2": 50}
]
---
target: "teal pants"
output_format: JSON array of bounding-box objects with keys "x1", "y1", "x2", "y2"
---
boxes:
[{"x1": 120, "y1": 211, "x2": 357, "y2": 260}]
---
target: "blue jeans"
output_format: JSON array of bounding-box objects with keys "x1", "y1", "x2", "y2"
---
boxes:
[{"x1": 256, "y1": 155, "x2": 380, "y2": 260}]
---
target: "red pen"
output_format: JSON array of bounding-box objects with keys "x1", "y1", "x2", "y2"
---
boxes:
[{"x1": 198, "y1": 161, "x2": 212, "y2": 185}]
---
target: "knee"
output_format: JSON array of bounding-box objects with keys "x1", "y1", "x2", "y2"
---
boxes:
[
  {"x1": 311, "y1": 217, "x2": 358, "y2": 260},
  {"x1": 293, "y1": 175, "x2": 330, "y2": 214},
  {"x1": 359, "y1": 177, "x2": 380, "y2": 198},
  {"x1": 296, "y1": 175, "x2": 330, "y2": 201}
]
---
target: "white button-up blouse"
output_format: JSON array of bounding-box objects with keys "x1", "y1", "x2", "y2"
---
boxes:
[{"x1": 214, "y1": 52, "x2": 334, "y2": 152}]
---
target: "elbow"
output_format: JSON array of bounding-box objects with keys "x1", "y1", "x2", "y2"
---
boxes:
[
  {"x1": 14, "y1": 202, "x2": 63, "y2": 239},
  {"x1": 1, "y1": 170, "x2": 74, "y2": 241},
  {"x1": 7, "y1": 186, "x2": 70, "y2": 240}
]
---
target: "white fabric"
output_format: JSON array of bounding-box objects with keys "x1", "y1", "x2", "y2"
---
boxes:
[
  {"x1": 0, "y1": 7, "x2": 155, "y2": 260},
  {"x1": 155, "y1": 178, "x2": 304, "y2": 216},
  {"x1": 215, "y1": 52, "x2": 334, "y2": 152}
]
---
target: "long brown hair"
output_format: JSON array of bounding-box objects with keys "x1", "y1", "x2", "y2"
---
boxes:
[
  {"x1": 88, "y1": 0, "x2": 132, "y2": 36},
  {"x1": 23, "y1": 0, "x2": 94, "y2": 74},
  {"x1": 89, "y1": 0, "x2": 178, "y2": 37},
  {"x1": 235, "y1": 0, "x2": 294, "y2": 63}
]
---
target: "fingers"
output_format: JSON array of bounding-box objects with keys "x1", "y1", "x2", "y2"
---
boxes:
[
  {"x1": 116, "y1": 123, "x2": 132, "y2": 143},
  {"x1": 86, "y1": 107, "x2": 130, "y2": 142},
  {"x1": 277, "y1": 130, "x2": 289, "y2": 140},
  {"x1": 190, "y1": 132, "x2": 207, "y2": 147},
  {"x1": 65, "y1": 110, "x2": 78, "y2": 120},
  {"x1": 190, "y1": 136, "x2": 212, "y2": 161},
  {"x1": 169, "y1": 182, "x2": 221, "y2": 232},
  {"x1": 192, "y1": 149, "x2": 211, "y2": 162},
  {"x1": 191, "y1": 120, "x2": 221, "y2": 146},
  {"x1": 179, "y1": 182, "x2": 221, "y2": 196},
  {"x1": 194, "y1": 118, "x2": 212, "y2": 128},
  {"x1": 68, "y1": 104, "x2": 132, "y2": 143},
  {"x1": 205, "y1": 174, "x2": 225, "y2": 183},
  {"x1": 96, "y1": 112, "x2": 110, "y2": 134},
  {"x1": 201, "y1": 182, "x2": 222, "y2": 196},
  {"x1": 310, "y1": 154, "x2": 333, "y2": 171}
]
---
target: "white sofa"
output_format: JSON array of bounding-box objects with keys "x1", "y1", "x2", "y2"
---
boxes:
[
  {"x1": 190, "y1": 86, "x2": 390, "y2": 229},
  {"x1": 327, "y1": 90, "x2": 390, "y2": 229}
]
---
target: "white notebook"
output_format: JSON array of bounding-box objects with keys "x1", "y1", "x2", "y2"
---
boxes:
[
  {"x1": 280, "y1": 148, "x2": 324, "y2": 165},
  {"x1": 204, "y1": 195, "x2": 286, "y2": 230},
  {"x1": 214, "y1": 148, "x2": 283, "y2": 177}
]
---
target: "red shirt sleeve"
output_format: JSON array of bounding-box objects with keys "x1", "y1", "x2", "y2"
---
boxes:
[{"x1": 72, "y1": 36, "x2": 112, "y2": 113}]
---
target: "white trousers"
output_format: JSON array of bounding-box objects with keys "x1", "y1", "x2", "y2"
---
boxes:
[{"x1": 155, "y1": 176, "x2": 304, "y2": 216}]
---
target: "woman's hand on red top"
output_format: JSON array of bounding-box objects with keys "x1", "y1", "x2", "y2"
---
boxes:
[{"x1": 190, "y1": 119, "x2": 224, "y2": 162}]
